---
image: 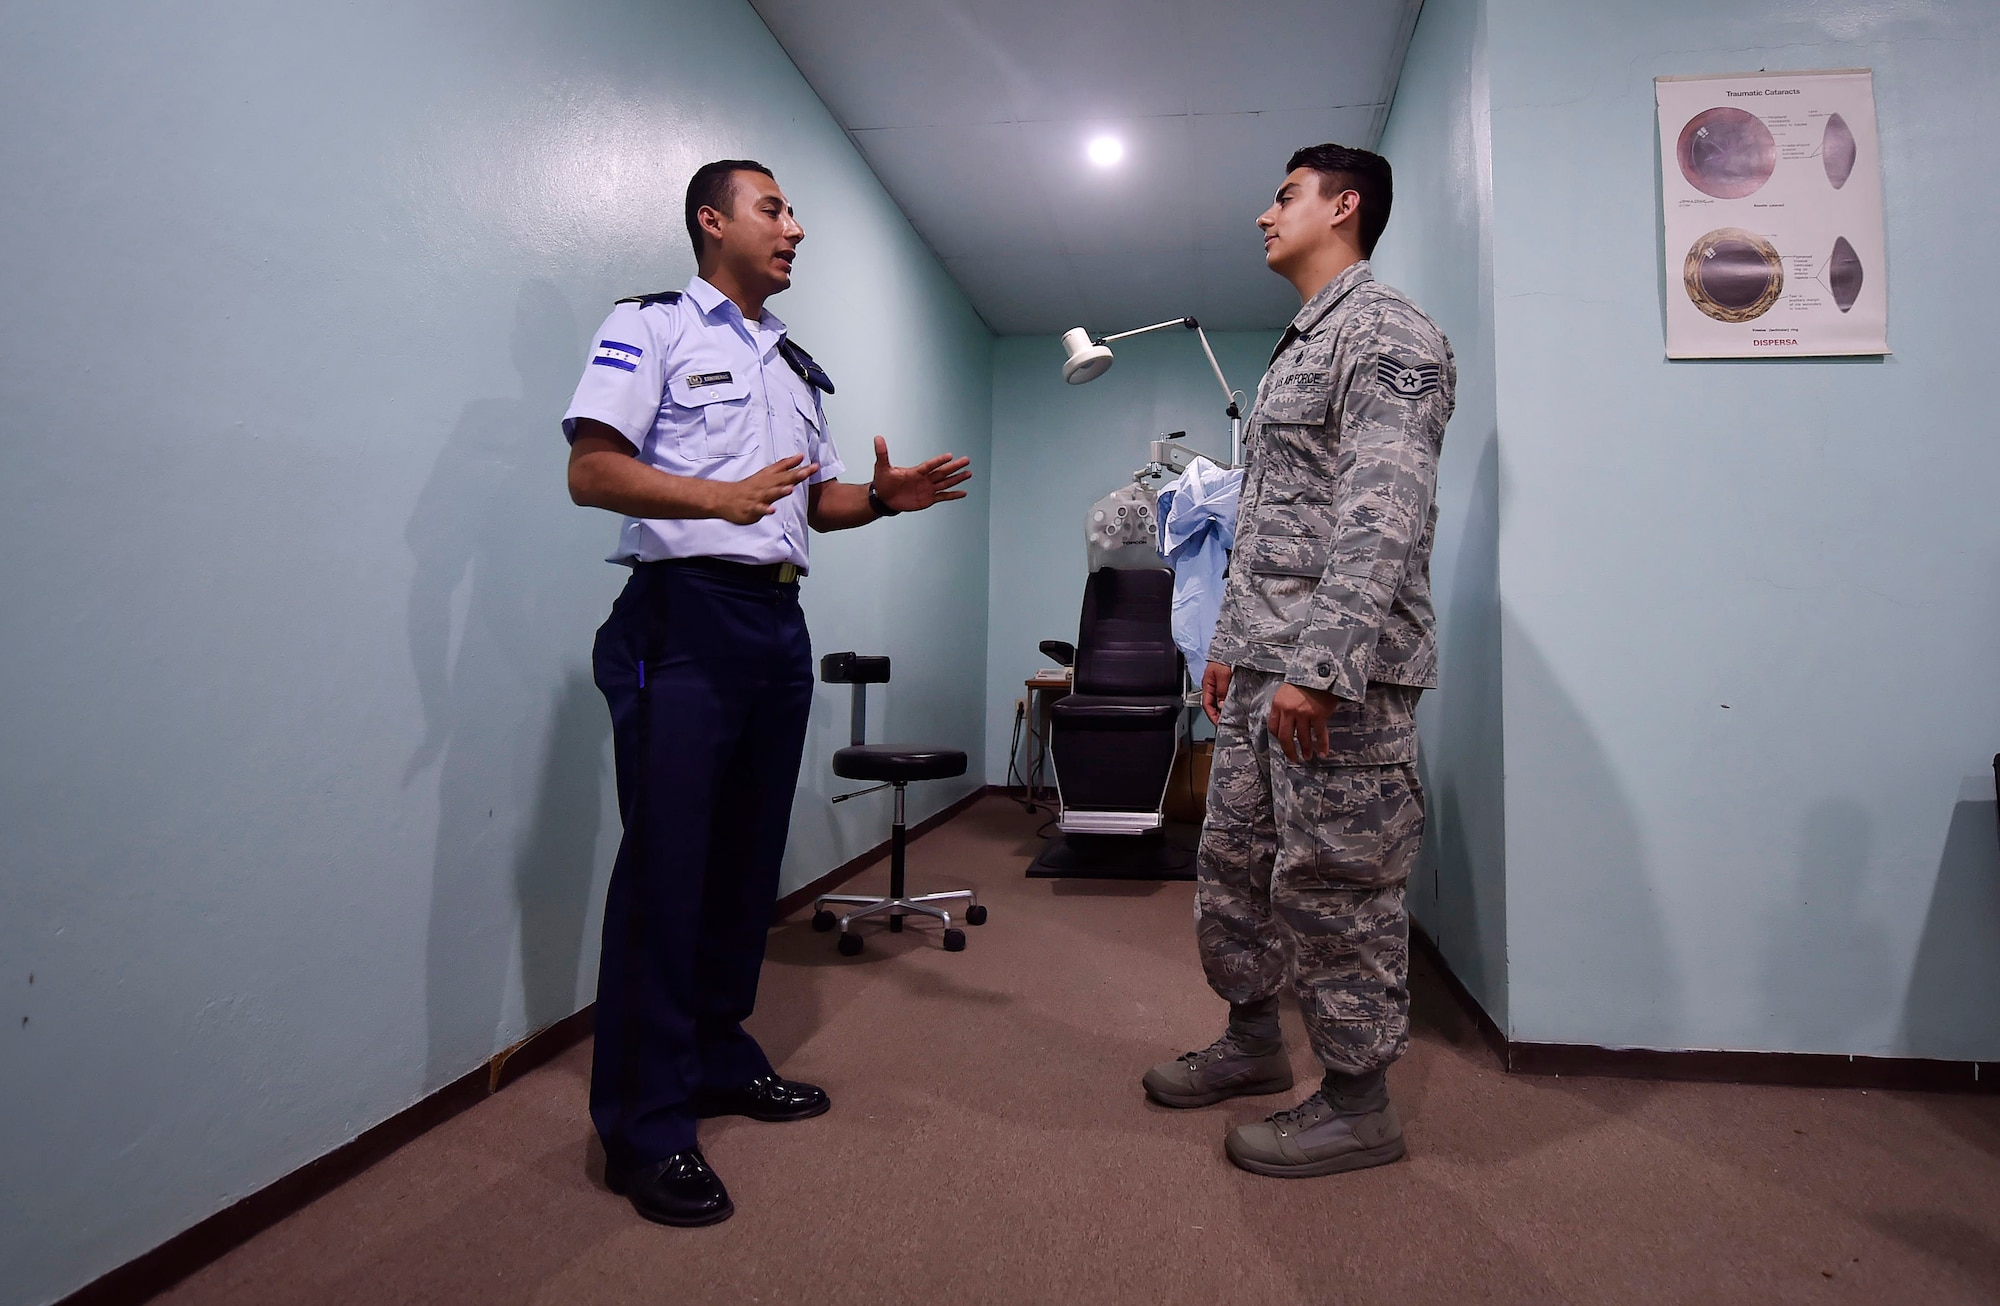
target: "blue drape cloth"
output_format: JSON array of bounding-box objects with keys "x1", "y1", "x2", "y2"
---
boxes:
[{"x1": 1155, "y1": 456, "x2": 1242, "y2": 667}]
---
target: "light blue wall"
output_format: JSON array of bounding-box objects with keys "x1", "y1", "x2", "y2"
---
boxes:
[
  {"x1": 985, "y1": 330, "x2": 1278, "y2": 784},
  {"x1": 1485, "y1": 0, "x2": 2000, "y2": 1054},
  {"x1": 1372, "y1": 0, "x2": 1508, "y2": 1025},
  {"x1": 0, "y1": 1, "x2": 989, "y2": 1301}
]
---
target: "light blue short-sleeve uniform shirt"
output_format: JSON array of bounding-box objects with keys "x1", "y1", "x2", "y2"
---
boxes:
[{"x1": 562, "y1": 275, "x2": 845, "y2": 570}]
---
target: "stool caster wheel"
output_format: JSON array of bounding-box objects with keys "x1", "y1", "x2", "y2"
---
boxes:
[
  {"x1": 837, "y1": 933, "x2": 863, "y2": 957},
  {"x1": 811, "y1": 910, "x2": 836, "y2": 932},
  {"x1": 966, "y1": 904, "x2": 988, "y2": 926},
  {"x1": 943, "y1": 928, "x2": 966, "y2": 952},
  {"x1": 889, "y1": 913, "x2": 904, "y2": 933}
]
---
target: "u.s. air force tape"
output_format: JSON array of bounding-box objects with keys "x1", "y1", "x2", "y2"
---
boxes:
[{"x1": 1376, "y1": 356, "x2": 1441, "y2": 399}]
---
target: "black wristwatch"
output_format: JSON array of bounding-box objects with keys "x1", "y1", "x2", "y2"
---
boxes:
[{"x1": 867, "y1": 483, "x2": 901, "y2": 517}]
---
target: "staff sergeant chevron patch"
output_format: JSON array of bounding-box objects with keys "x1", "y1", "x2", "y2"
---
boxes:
[{"x1": 1376, "y1": 356, "x2": 1443, "y2": 399}]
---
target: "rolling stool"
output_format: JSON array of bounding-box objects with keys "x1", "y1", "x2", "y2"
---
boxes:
[{"x1": 811, "y1": 652, "x2": 988, "y2": 956}]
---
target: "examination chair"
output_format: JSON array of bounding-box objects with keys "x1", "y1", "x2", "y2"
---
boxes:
[
  {"x1": 1045, "y1": 566, "x2": 1188, "y2": 852},
  {"x1": 811, "y1": 652, "x2": 987, "y2": 955}
]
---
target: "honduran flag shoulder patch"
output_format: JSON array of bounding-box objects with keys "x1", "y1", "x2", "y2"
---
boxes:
[{"x1": 592, "y1": 339, "x2": 644, "y2": 372}]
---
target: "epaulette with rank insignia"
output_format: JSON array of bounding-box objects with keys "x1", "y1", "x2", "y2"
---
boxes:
[
  {"x1": 778, "y1": 337, "x2": 835, "y2": 395},
  {"x1": 613, "y1": 290, "x2": 684, "y2": 308}
]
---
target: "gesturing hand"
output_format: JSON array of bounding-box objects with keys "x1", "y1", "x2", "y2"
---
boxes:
[
  {"x1": 711, "y1": 455, "x2": 818, "y2": 525},
  {"x1": 871, "y1": 436, "x2": 973, "y2": 512}
]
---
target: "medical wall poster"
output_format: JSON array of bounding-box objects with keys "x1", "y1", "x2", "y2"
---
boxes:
[{"x1": 1656, "y1": 69, "x2": 1888, "y2": 359}]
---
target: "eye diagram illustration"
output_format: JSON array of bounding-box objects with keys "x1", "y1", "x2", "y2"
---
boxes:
[
  {"x1": 1821, "y1": 113, "x2": 1857, "y2": 189},
  {"x1": 1683, "y1": 228, "x2": 1784, "y2": 322},
  {"x1": 1676, "y1": 107, "x2": 1778, "y2": 199},
  {"x1": 1828, "y1": 236, "x2": 1863, "y2": 312}
]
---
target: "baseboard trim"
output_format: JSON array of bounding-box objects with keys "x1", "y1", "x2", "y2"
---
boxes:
[
  {"x1": 59, "y1": 1008, "x2": 597, "y2": 1306},
  {"x1": 772, "y1": 784, "x2": 990, "y2": 919},
  {"x1": 64, "y1": 791, "x2": 993, "y2": 1305},
  {"x1": 1506, "y1": 1041, "x2": 1998, "y2": 1092},
  {"x1": 1410, "y1": 924, "x2": 1999, "y2": 1094},
  {"x1": 488, "y1": 1005, "x2": 595, "y2": 1094},
  {"x1": 1409, "y1": 923, "x2": 1511, "y2": 1067}
]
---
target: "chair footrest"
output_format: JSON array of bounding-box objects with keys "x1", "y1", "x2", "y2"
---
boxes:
[{"x1": 1057, "y1": 809, "x2": 1166, "y2": 835}]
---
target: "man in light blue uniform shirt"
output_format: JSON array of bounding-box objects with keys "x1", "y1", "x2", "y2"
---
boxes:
[
  {"x1": 562, "y1": 159, "x2": 971, "y2": 1228},
  {"x1": 566, "y1": 255, "x2": 846, "y2": 568}
]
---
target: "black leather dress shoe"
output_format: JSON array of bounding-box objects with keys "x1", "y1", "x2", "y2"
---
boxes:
[
  {"x1": 693, "y1": 1073, "x2": 830, "y2": 1122},
  {"x1": 606, "y1": 1148, "x2": 733, "y2": 1227}
]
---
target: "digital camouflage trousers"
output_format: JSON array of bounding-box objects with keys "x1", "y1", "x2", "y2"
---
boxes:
[{"x1": 1195, "y1": 667, "x2": 1426, "y2": 1076}]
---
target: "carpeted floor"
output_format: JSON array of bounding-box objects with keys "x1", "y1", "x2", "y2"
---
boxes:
[{"x1": 157, "y1": 796, "x2": 2000, "y2": 1304}]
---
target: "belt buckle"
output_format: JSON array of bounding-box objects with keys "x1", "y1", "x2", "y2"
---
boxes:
[{"x1": 776, "y1": 562, "x2": 799, "y2": 584}]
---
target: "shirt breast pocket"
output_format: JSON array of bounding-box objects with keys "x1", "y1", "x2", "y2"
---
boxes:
[{"x1": 668, "y1": 374, "x2": 755, "y2": 461}]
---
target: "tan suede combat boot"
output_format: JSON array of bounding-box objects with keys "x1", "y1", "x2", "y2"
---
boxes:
[
  {"x1": 1141, "y1": 1032, "x2": 1295, "y2": 1108},
  {"x1": 1223, "y1": 1087, "x2": 1406, "y2": 1177}
]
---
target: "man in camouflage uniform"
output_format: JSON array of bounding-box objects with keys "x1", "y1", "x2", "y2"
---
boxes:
[{"x1": 1141, "y1": 143, "x2": 1453, "y2": 1178}]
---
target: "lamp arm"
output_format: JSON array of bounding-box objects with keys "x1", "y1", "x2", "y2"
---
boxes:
[
  {"x1": 1190, "y1": 322, "x2": 1246, "y2": 466},
  {"x1": 1097, "y1": 316, "x2": 1240, "y2": 416},
  {"x1": 1189, "y1": 324, "x2": 1241, "y2": 418},
  {"x1": 1099, "y1": 317, "x2": 1197, "y2": 344},
  {"x1": 1090, "y1": 314, "x2": 1246, "y2": 466}
]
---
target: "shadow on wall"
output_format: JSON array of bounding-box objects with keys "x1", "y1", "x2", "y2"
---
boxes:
[
  {"x1": 1758, "y1": 799, "x2": 1894, "y2": 1051},
  {"x1": 1417, "y1": 424, "x2": 1507, "y2": 1019},
  {"x1": 1901, "y1": 778, "x2": 2000, "y2": 1060},
  {"x1": 1502, "y1": 615, "x2": 1678, "y2": 1047},
  {"x1": 781, "y1": 676, "x2": 865, "y2": 897},
  {"x1": 405, "y1": 280, "x2": 610, "y2": 1090}
]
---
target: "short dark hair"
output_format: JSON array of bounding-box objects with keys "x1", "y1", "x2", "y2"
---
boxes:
[
  {"x1": 684, "y1": 159, "x2": 775, "y2": 257},
  {"x1": 1286, "y1": 143, "x2": 1393, "y2": 257}
]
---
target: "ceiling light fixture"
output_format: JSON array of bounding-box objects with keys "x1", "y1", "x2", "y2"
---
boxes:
[{"x1": 1086, "y1": 135, "x2": 1124, "y2": 167}]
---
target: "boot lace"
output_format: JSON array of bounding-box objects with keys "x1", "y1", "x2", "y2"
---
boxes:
[
  {"x1": 1178, "y1": 1033, "x2": 1239, "y2": 1070},
  {"x1": 1269, "y1": 1091, "x2": 1333, "y2": 1137}
]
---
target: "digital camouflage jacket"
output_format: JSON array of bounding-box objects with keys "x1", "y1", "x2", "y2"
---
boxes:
[{"x1": 1209, "y1": 261, "x2": 1455, "y2": 715}]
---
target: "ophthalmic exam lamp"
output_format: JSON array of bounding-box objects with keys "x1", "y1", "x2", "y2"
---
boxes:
[{"x1": 1060, "y1": 318, "x2": 1245, "y2": 466}]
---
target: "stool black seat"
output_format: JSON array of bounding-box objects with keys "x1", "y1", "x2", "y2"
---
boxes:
[
  {"x1": 832, "y1": 744, "x2": 968, "y2": 784},
  {"x1": 814, "y1": 653, "x2": 986, "y2": 956}
]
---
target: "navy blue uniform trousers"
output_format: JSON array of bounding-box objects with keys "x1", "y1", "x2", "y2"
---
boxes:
[{"x1": 589, "y1": 561, "x2": 813, "y2": 1165}]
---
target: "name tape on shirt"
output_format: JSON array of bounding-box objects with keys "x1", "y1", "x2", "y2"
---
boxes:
[
  {"x1": 592, "y1": 339, "x2": 644, "y2": 372},
  {"x1": 1376, "y1": 356, "x2": 1441, "y2": 399},
  {"x1": 684, "y1": 370, "x2": 733, "y2": 388}
]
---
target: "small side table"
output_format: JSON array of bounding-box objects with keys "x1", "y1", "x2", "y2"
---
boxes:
[{"x1": 1022, "y1": 674, "x2": 1071, "y2": 809}]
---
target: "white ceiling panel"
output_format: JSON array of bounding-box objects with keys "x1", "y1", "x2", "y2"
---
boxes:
[
  {"x1": 747, "y1": 0, "x2": 1014, "y2": 128},
  {"x1": 974, "y1": 0, "x2": 1195, "y2": 123},
  {"x1": 941, "y1": 253, "x2": 1089, "y2": 336},
  {"x1": 749, "y1": 0, "x2": 1423, "y2": 333},
  {"x1": 847, "y1": 123, "x2": 1057, "y2": 259},
  {"x1": 1183, "y1": 2, "x2": 1417, "y2": 116},
  {"x1": 1021, "y1": 115, "x2": 1195, "y2": 258}
]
